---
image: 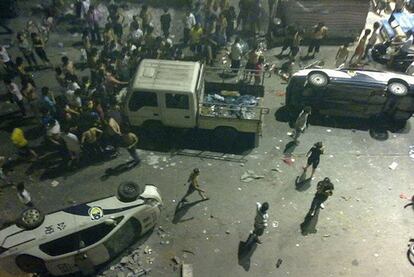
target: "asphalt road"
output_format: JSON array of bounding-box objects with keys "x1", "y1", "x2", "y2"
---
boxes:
[{"x1": 1, "y1": 1, "x2": 414, "y2": 277}]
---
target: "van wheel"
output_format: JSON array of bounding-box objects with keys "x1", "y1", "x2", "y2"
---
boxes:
[
  {"x1": 212, "y1": 127, "x2": 238, "y2": 152},
  {"x1": 117, "y1": 182, "x2": 142, "y2": 202},
  {"x1": 17, "y1": 208, "x2": 45, "y2": 230},
  {"x1": 307, "y1": 71, "x2": 329, "y2": 88},
  {"x1": 387, "y1": 81, "x2": 408, "y2": 96}
]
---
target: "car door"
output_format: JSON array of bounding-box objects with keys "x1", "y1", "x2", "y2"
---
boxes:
[
  {"x1": 320, "y1": 83, "x2": 370, "y2": 117},
  {"x1": 127, "y1": 90, "x2": 160, "y2": 127},
  {"x1": 161, "y1": 92, "x2": 196, "y2": 128}
]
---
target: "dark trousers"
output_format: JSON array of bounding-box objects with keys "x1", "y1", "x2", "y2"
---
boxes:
[
  {"x1": 231, "y1": 59, "x2": 241, "y2": 73},
  {"x1": 23, "y1": 52, "x2": 38, "y2": 67},
  {"x1": 16, "y1": 100, "x2": 26, "y2": 116},
  {"x1": 127, "y1": 145, "x2": 140, "y2": 162},
  {"x1": 309, "y1": 194, "x2": 328, "y2": 215},
  {"x1": 308, "y1": 39, "x2": 321, "y2": 54},
  {"x1": 90, "y1": 24, "x2": 101, "y2": 43},
  {"x1": 34, "y1": 47, "x2": 50, "y2": 63},
  {"x1": 162, "y1": 24, "x2": 170, "y2": 38},
  {"x1": 183, "y1": 28, "x2": 190, "y2": 44}
]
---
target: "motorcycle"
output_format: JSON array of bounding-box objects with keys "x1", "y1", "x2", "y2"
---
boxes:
[{"x1": 371, "y1": 41, "x2": 414, "y2": 72}]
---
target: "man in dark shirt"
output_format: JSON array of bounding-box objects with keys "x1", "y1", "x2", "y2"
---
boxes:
[
  {"x1": 308, "y1": 177, "x2": 334, "y2": 216},
  {"x1": 160, "y1": 8, "x2": 171, "y2": 38},
  {"x1": 303, "y1": 141, "x2": 324, "y2": 179}
]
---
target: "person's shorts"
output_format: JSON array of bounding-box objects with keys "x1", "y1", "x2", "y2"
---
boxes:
[
  {"x1": 307, "y1": 157, "x2": 320, "y2": 169},
  {"x1": 253, "y1": 225, "x2": 265, "y2": 236},
  {"x1": 245, "y1": 62, "x2": 255, "y2": 70},
  {"x1": 186, "y1": 184, "x2": 196, "y2": 194}
]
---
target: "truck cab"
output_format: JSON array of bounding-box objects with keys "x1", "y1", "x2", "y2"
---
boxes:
[{"x1": 124, "y1": 59, "x2": 203, "y2": 129}]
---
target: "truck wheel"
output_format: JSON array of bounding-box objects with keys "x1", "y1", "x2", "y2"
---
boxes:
[
  {"x1": 117, "y1": 182, "x2": 142, "y2": 202},
  {"x1": 17, "y1": 208, "x2": 45, "y2": 230},
  {"x1": 307, "y1": 71, "x2": 329, "y2": 88},
  {"x1": 212, "y1": 127, "x2": 238, "y2": 152}
]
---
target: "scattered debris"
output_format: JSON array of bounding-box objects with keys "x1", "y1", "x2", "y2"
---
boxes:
[
  {"x1": 271, "y1": 168, "x2": 282, "y2": 173},
  {"x1": 388, "y1": 162, "x2": 398, "y2": 170},
  {"x1": 98, "y1": 248, "x2": 151, "y2": 277},
  {"x1": 272, "y1": 221, "x2": 279, "y2": 228},
  {"x1": 326, "y1": 129, "x2": 332, "y2": 133},
  {"x1": 323, "y1": 234, "x2": 330, "y2": 238},
  {"x1": 240, "y1": 170, "x2": 265, "y2": 182},
  {"x1": 282, "y1": 157, "x2": 295, "y2": 165},
  {"x1": 182, "y1": 249, "x2": 195, "y2": 255},
  {"x1": 225, "y1": 230, "x2": 231, "y2": 234},
  {"x1": 172, "y1": 256, "x2": 181, "y2": 265},
  {"x1": 147, "y1": 155, "x2": 160, "y2": 166},
  {"x1": 182, "y1": 264, "x2": 193, "y2": 277},
  {"x1": 144, "y1": 246, "x2": 152, "y2": 254},
  {"x1": 51, "y1": 180, "x2": 59, "y2": 187},
  {"x1": 341, "y1": 196, "x2": 351, "y2": 201}
]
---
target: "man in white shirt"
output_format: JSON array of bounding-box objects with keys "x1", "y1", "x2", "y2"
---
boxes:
[
  {"x1": 230, "y1": 37, "x2": 243, "y2": 72},
  {"x1": 5, "y1": 79, "x2": 26, "y2": 116},
  {"x1": 183, "y1": 9, "x2": 196, "y2": 45},
  {"x1": 0, "y1": 46, "x2": 15, "y2": 74},
  {"x1": 17, "y1": 182, "x2": 33, "y2": 207},
  {"x1": 62, "y1": 127, "x2": 81, "y2": 167},
  {"x1": 249, "y1": 202, "x2": 269, "y2": 244},
  {"x1": 292, "y1": 106, "x2": 311, "y2": 144}
]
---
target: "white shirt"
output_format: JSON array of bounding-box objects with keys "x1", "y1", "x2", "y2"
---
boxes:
[
  {"x1": 62, "y1": 132, "x2": 81, "y2": 153},
  {"x1": 47, "y1": 120, "x2": 61, "y2": 136},
  {"x1": 184, "y1": 13, "x2": 196, "y2": 29},
  {"x1": 8, "y1": 83, "x2": 23, "y2": 101},
  {"x1": 130, "y1": 28, "x2": 144, "y2": 41},
  {"x1": 231, "y1": 42, "x2": 243, "y2": 61},
  {"x1": 18, "y1": 189, "x2": 31, "y2": 205},
  {"x1": 254, "y1": 202, "x2": 268, "y2": 228},
  {"x1": 0, "y1": 47, "x2": 10, "y2": 63},
  {"x1": 294, "y1": 110, "x2": 309, "y2": 132}
]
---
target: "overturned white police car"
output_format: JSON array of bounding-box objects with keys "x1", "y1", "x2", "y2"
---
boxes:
[{"x1": 0, "y1": 182, "x2": 162, "y2": 276}]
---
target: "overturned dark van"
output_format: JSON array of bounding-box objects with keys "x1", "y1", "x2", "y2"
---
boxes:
[{"x1": 285, "y1": 68, "x2": 414, "y2": 128}]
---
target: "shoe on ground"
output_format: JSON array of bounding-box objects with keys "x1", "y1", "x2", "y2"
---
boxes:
[
  {"x1": 310, "y1": 211, "x2": 315, "y2": 217},
  {"x1": 255, "y1": 238, "x2": 262, "y2": 244},
  {"x1": 320, "y1": 203, "x2": 325, "y2": 209}
]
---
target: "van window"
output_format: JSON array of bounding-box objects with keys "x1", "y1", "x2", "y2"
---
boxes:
[
  {"x1": 103, "y1": 218, "x2": 141, "y2": 258},
  {"x1": 129, "y1": 91, "x2": 158, "y2": 111},
  {"x1": 166, "y1": 93, "x2": 189, "y2": 109},
  {"x1": 39, "y1": 220, "x2": 120, "y2": 256}
]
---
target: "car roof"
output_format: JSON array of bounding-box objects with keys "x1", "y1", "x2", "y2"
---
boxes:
[
  {"x1": 0, "y1": 195, "x2": 147, "y2": 253},
  {"x1": 292, "y1": 68, "x2": 414, "y2": 85},
  {"x1": 131, "y1": 59, "x2": 201, "y2": 94}
]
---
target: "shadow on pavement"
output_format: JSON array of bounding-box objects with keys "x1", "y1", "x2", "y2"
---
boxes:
[
  {"x1": 295, "y1": 172, "x2": 312, "y2": 192},
  {"x1": 283, "y1": 141, "x2": 297, "y2": 155},
  {"x1": 100, "y1": 160, "x2": 138, "y2": 181},
  {"x1": 300, "y1": 210, "x2": 319, "y2": 236},
  {"x1": 172, "y1": 199, "x2": 206, "y2": 224},
  {"x1": 238, "y1": 239, "x2": 257, "y2": 271}
]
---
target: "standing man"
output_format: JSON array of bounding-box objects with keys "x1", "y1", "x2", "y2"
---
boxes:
[
  {"x1": 335, "y1": 43, "x2": 350, "y2": 68},
  {"x1": 122, "y1": 131, "x2": 140, "y2": 166},
  {"x1": 306, "y1": 22, "x2": 328, "y2": 58},
  {"x1": 363, "y1": 22, "x2": 380, "y2": 60},
  {"x1": 248, "y1": 202, "x2": 269, "y2": 244},
  {"x1": 160, "y1": 7, "x2": 172, "y2": 38},
  {"x1": 16, "y1": 182, "x2": 34, "y2": 207},
  {"x1": 303, "y1": 142, "x2": 324, "y2": 180},
  {"x1": 181, "y1": 168, "x2": 208, "y2": 202},
  {"x1": 291, "y1": 106, "x2": 311, "y2": 144},
  {"x1": 183, "y1": 9, "x2": 196, "y2": 45},
  {"x1": 5, "y1": 79, "x2": 26, "y2": 117},
  {"x1": 308, "y1": 177, "x2": 334, "y2": 216},
  {"x1": 230, "y1": 37, "x2": 243, "y2": 72}
]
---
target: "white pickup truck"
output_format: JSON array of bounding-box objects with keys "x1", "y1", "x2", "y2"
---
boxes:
[{"x1": 122, "y1": 59, "x2": 268, "y2": 150}]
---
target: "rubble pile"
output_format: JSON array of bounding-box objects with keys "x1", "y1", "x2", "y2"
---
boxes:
[{"x1": 98, "y1": 247, "x2": 152, "y2": 277}]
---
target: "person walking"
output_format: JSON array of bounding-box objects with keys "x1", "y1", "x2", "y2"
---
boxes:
[
  {"x1": 335, "y1": 43, "x2": 350, "y2": 68},
  {"x1": 160, "y1": 7, "x2": 172, "y2": 38},
  {"x1": 291, "y1": 106, "x2": 311, "y2": 144},
  {"x1": 31, "y1": 32, "x2": 51, "y2": 66},
  {"x1": 308, "y1": 177, "x2": 334, "y2": 216},
  {"x1": 17, "y1": 182, "x2": 34, "y2": 207},
  {"x1": 16, "y1": 32, "x2": 38, "y2": 68},
  {"x1": 349, "y1": 29, "x2": 371, "y2": 65},
  {"x1": 62, "y1": 127, "x2": 81, "y2": 168},
  {"x1": 363, "y1": 22, "x2": 380, "y2": 60},
  {"x1": 247, "y1": 202, "x2": 269, "y2": 244},
  {"x1": 122, "y1": 131, "x2": 141, "y2": 166},
  {"x1": 306, "y1": 22, "x2": 328, "y2": 58},
  {"x1": 5, "y1": 79, "x2": 26, "y2": 117},
  {"x1": 181, "y1": 168, "x2": 208, "y2": 202},
  {"x1": 183, "y1": 9, "x2": 196, "y2": 45},
  {"x1": 303, "y1": 142, "x2": 324, "y2": 180}
]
